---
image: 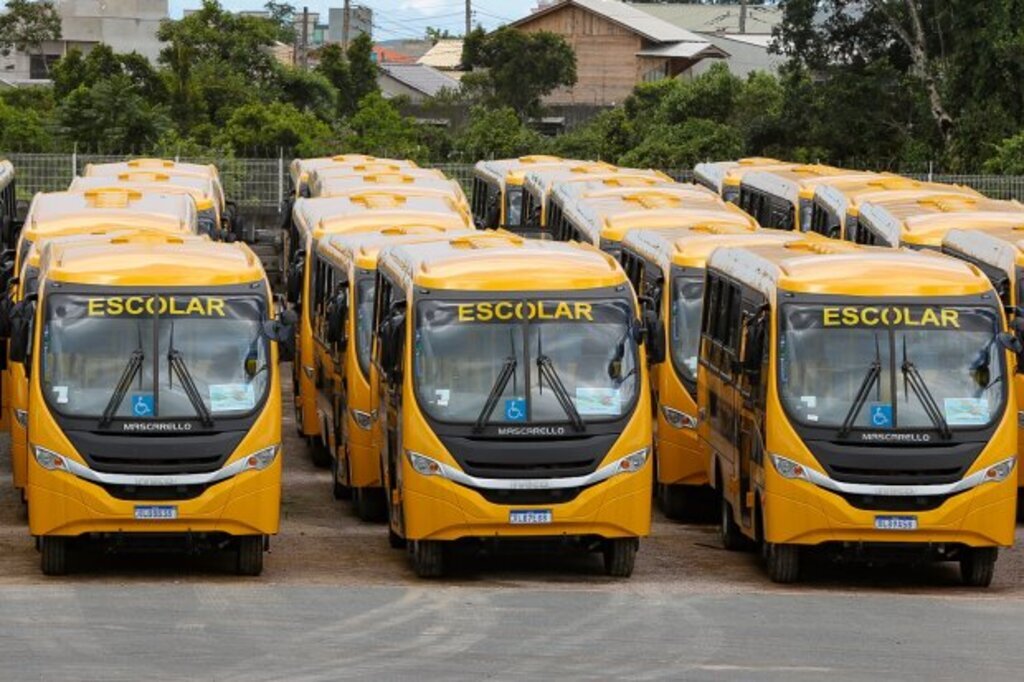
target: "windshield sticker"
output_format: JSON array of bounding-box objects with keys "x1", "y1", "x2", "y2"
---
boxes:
[
  {"x1": 504, "y1": 398, "x2": 527, "y2": 422},
  {"x1": 210, "y1": 384, "x2": 256, "y2": 412},
  {"x1": 457, "y1": 301, "x2": 594, "y2": 323},
  {"x1": 53, "y1": 386, "x2": 69, "y2": 404},
  {"x1": 821, "y1": 306, "x2": 959, "y2": 328},
  {"x1": 869, "y1": 403, "x2": 893, "y2": 428},
  {"x1": 131, "y1": 393, "x2": 155, "y2": 418},
  {"x1": 435, "y1": 389, "x2": 450, "y2": 407},
  {"x1": 800, "y1": 395, "x2": 817, "y2": 409},
  {"x1": 575, "y1": 387, "x2": 621, "y2": 416},
  {"x1": 944, "y1": 398, "x2": 989, "y2": 426},
  {"x1": 86, "y1": 296, "x2": 227, "y2": 317},
  {"x1": 684, "y1": 356, "x2": 698, "y2": 374}
]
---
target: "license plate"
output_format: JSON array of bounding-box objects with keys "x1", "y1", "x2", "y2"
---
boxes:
[
  {"x1": 509, "y1": 509, "x2": 552, "y2": 525},
  {"x1": 134, "y1": 505, "x2": 178, "y2": 520},
  {"x1": 874, "y1": 515, "x2": 917, "y2": 530}
]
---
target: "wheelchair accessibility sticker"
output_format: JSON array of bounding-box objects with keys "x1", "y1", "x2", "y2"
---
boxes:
[
  {"x1": 131, "y1": 393, "x2": 155, "y2": 417},
  {"x1": 869, "y1": 403, "x2": 892, "y2": 428},
  {"x1": 504, "y1": 398, "x2": 526, "y2": 422}
]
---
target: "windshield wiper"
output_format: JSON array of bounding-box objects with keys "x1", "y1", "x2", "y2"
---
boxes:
[
  {"x1": 901, "y1": 337, "x2": 951, "y2": 440},
  {"x1": 100, "y1": 349, "x2": 145, "y2": 426},
  {"x1": 167, "y1": 349, "x2": 214, "y2": 427},
  {"x1": 838, "y1": 334, "x2": 882, "y2": 438},
  {"x1": 536, "y1": 327, "x2": 585, "y2": 432},
  {"x1": 473, "y1": 356, "x2": 518, "y2": 433}
]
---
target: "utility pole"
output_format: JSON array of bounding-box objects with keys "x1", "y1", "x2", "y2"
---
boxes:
[
  {"x1": 465, "y1": 0, "x2": 471, "y2": 36},
  {"x1": 300, "y1": 6, "x2": 309, "y2": 69},
  {"x1": 739, "y1": 0, "x2": 747, "y2": 34},
  {"x1": 342, "y1": 0, "x2": 351, "y2": 51}
]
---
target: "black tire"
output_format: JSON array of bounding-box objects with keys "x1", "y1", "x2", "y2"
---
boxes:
[
  {"x1": 236, "y1": 536, "x2": 264, "y2": 576},
  {"x1": 353, "y1": 487, "x2": 387, "y2": 522},
  {"x1": 720, "y1": 495, "x2": 745, "y2": 551},
  {"x1": 764, "y1": 542, "x2": 800, "y2": 584},
  {"x1": 331, "y1": 454, "x2": 351, "y2": 500},
  {"x1": 309, "y1": 437, "x2": 331, "y2": 469},
  {"x1": 603, "y1": 538, "x2": 638, "y2": 578},
  {"x1": 410, "y1": 540, "x2": 444, "y2": 578},
  {"x1": 388, "y1": 526, "x2": 406, "y2": 550},
  {"x1": 40, "y1": 537, "x2": 68, "y2": 576},
  {"x1": 658, "y1": 483, "x2": 688, "y2": 521},
  {"x1": 960, "y1": 547, "x2": 997, "y2": 588}
]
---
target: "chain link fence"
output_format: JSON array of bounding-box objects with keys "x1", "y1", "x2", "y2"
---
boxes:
[{"x1": 7, "y1": 154, "x2": 1024, "y2": 208}]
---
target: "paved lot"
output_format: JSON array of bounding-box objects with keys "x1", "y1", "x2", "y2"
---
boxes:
[{"x1": 1, "y1": 381, "x2": 1023, "y2": 679}]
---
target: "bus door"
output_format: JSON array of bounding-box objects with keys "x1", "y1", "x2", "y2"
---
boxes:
[
  {"x1": 374, "y1": 270, "x2": 407, "y2": 535},
  {"x1": 734, "y1": 290, "x2": 770, "y2": 529}
]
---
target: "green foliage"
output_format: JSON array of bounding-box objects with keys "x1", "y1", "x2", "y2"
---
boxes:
[
  {"x1": 984, "y1": 132, "x2": 1024, "y2": 174},
  {"x1": 215, "y1": 101, "x2": 334, "y2": 156},
  {"x1": 461, "y1": 27, "x2": 576, "y2": 118},
  {"x1": 620, "y1": 119, "x2": 742, "y2": 169},
  {"x1": 57, "y1": 76, "x2": 171, "y2": 152},
  {"x1": 454, "y1": 107, "x2": 548, "y2": 161},
  {"x1": 342, "y1": 93, "x2": 426, "y2": 160},
  {"x1": 264, "y1": 2, "x2": 297, "y2": 44},
  {"x1": 273, "y1": 66, "x2": 337, "y2": 121},
  {"x1": 0, "y1": 96, "x2": 53, "y2": 151},
  {"x1": 0, "y1": 0, "x2": 61, "y2": 63}
]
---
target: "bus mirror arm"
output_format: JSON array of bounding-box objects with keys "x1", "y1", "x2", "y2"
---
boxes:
[
  {"x1": 997, "y1": 331, "x2": 1023, "y2": 355},
  {"x1": 263, "y1": 310, "x2": 298, "y2": 362},
  {"x1": 7, "y1": 298, "x2": 35, "y2": 365},
  {"x1": 640, "y1": 310, "x2": 665, "y2": 364}
]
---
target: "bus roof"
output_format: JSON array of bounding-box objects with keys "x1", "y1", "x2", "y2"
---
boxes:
[
  {"x1": 310, "y1": 171, "x2": 458, "y2": 201},
  {"x1": 813, "y1": 176, "x2": 981, "y2": 219},
  {"x1": 942, "y1": 226, "x2": 1024, "y2": 280},
  {"x1": 68, "y1": 175, "x2": 218, "y2": 212},
  {"x1": 741, "y1": 167, "x2": 875, "y2": 202},
  {"x1": 319, "y1": 227, "x2": 477, "y2": 271},
  {"x1": 707, "y1": 238, "x2": 992, "y2": 300},
  {"x1": 84, "y1": 158, "x2": 219, "y2": 181},
  {"x1": 692, "y1": 158, "x2": 784, "y2": 192},
  {"x1": 552, "y1": 178, "x2": 714, "y2": 209},
  {"x1": 524, "y1": 166, "x2": 674, "y2": 202},
  {"x1": 41, "y1": 233, "x2": 264, "y2": 287},
  {"x1": 289, "y1": 155, "x2": 415, "y2": 187},
  {"x1": 622, "y1": 226, "x2": 803, "y2": 270},
  {"x1": 292, "y1": 192, "x2": 470, "y2": 240},
  {"x1": 859, "y1": 194, "x2": 1024, "y2": 247},
  {"x1": 472, "y1": 156, "x2": 578, "y2": 188},
  {"x1": 23, "y1": 189, "x2": 197, "y2": 241},
  {"x1": 379, "y1": 232, "x2": 625, "y2": 292}
]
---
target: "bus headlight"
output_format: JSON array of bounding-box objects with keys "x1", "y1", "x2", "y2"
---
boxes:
[
  {"x1": 407, "y1": 451, "x2": 442, "y2": 477},
  {"x1": 770, "y1": 453, "x2": 811, "y2": 481},
  {"x1": 615, "y1": 448, "x2": 649, "y2": 474},
  {"x1": 14, "y1": 409, "x2": 28, "y2": 428},
  {"x1": 245, "y1": 445, "x2": 280, "y2": 471},
  {"x1": 33, "y1": 445, "x2": 67, "y2": 471},
  {"x1": 983, "y1": 457, "x2": 1016, "y2": 483},
  {"x1": 351, "y1": 409, "x2": 374, "y2": 430},
  {"x1": 661, "y1": 406, "x2": 697, "y2": 430}
]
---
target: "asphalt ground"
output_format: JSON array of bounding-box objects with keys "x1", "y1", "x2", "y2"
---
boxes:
[{"x1": 1, "y1": 376, "x2": 1023, "y2": 679}]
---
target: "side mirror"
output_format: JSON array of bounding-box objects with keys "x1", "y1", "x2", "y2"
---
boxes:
[
  {"x1": 997, "y1": 331, "x2": 1024, "y2": 355},
  {"x1": 286, "y1": 250, "x2": 305, "y2": 305},
  {"x1": 8, "y1": 299, "x2": 35, "y2": 364},
  {"x1": 379, "y1": 309, "x2": 406, "y2": 382},
  {"x1": 641, "y1": 309, "x2": 665, "y2": 364},
  {"x1": 262, "y1": 309, "x2": 298, "y2": 362}
]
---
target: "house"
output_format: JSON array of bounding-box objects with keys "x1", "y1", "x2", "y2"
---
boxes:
[
  {"x1": 372, "y1": 45, "x2": 417, "y2": 65},
  {"x1": 417, "y1": 39, "x2": 465, "y2": 79},
  {"x1": 509, "y1": 0, "x2": 728, "y2": 106},
  {"x1": 0, "y1": 0, "x2": 168, "y2": 82},
  {"x1": 377, "y1": 63, "x2": 462, "y2": 103},
  {"x1": 628, "y1": 2, "x2": 784, "y2": 77}
]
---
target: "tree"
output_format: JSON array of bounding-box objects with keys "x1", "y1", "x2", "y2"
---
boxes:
[
  {"x1": 264, "y1": 1, "x2": 297, "y2": 44},
  {"x1": 619, "y1": 119, "x2": 742, "y2": 169},
  {"x1": 425, "y1": 26, "x2": 453, "y2": 44},
  {"x1": 0, "y1": 96, "x2": 53, "y2": 151},
  {"x1": 461, "y1": 27, "x2": 576, "y2": 118},
  {"x1": 57, "y1": 76, "x2": 171, "y2": 152},
  {"x1": 0, "y1": 0, "x2": 62, "y2": 74},
  {"x1": 343, "y1": 92, "x2": 425, "y2": 160},
  {"x1": 344, "y1": 33, "x2": 379, "y2": 115},
  {"x1": 215, "y1": 101, "x2": 335, "y2": 156},
  {"x1": 274, "y1": 65, "x2": 336, "y2": 121},
  {"x1": 454, "y1": 107, "x2": 547, "y2": 161}
]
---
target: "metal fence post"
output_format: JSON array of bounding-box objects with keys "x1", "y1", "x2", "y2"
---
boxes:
[
  {"x1": 71, "y1": 143, "x2": 77, "y2": 180},
  {"x1": 277, "y1": 149, "x2": 284, "y2": 214}
]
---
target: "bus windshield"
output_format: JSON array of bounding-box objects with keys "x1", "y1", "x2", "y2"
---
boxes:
[
  {"x1": 670, "y1": 277, "x2": 704, "y2": 384},
  {"x1": 355, "y1": 274, "x2": 375, "y2": 379},
  {"x1": 505, "y1": 187, "x2": 523, "y2": 227},
  {"x1": 41, "y1": 293, "x2": 269, "y2": 421},
  {"x1": 779, "y1": 303, "x2": 1005, "y2": 432},
  {"x1": 414, "y1": 298, "x2": 639, "y2": 426}
]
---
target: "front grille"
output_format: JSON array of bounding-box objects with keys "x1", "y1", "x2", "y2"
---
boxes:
[
  {"x1": 98, "y1": 483, "x2": 215, "y2": 501},
  {"x1": 834, "y1": 491, "x2": 957, "y2": 512},
  {"x1": 463, "y1": 458, "x2": 594, "y2": 475},
  {"x1": 475, "y1": 487, "x2": 583, "y2": 505},
  {"x1": 829, "y1": 463, "x2": 964, "y2": 483},
  {"x1": 806, "y1": 439, "x2": 983, "y2": 486},
  {"x1": 65, "y1": 430, "x2": 246, "y2": 475},
  {"x1": 441, "y1": 433, "x2": 617, "y2": 480},
  {"x1": 87, "y1": 454, "x2": 224, "y2": 475}
]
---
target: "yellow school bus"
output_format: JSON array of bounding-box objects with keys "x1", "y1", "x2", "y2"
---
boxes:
[
  {"x1": 309, "y1": 172, "x2": 467, "y2": 209},
  {"x1": 701, "y1": 238, "x2": 1018, "y2": 585},
  {"x1": 693, "y1": 158, "x2": 789, "y2": 203},
  {"x1": 287, "y1": 192, "x2": 471, "y2": 465},
  {"x1": 3, "y1": 190, "x2": 199, "y2": 498},
  {"x1": 311, "y1": 227, "x2": 476, "y2": 519},
  {"x1": 856, "y1": 194, "x2": 1024, "y2": 249},
  {"x1": 307, "y1": 168, "x2": 447, "y2": 199},
  {"x1": 13, "y1": 232, "x2": 293, "y2": 575},
  {"x1": 289, "y1": 155, "x2": 415, "y2": 198},
  {"x1": 374, "y1": 233, "x2": 655, "y2": 577},
  {"x1": 620, "y1": 226, "x2": 805, "y2": 518},
  {"x1": 547, "y1": 178, "x2": 717, "y2": 248},
  {"x1": 69, "y1": 172, "x2": 222, "y2": 239},
  {"x1": 556, "y1": 190, "x2": 756, "y2": 257},
  {"x1": 943, "y1": 225, "x2": 1024, "y2": 492},
  {"x1": 738, "y1": 165, "x2": 873, "y2": 232},
  {"x1": 808, "y1": 176, "x2": 981, "y2": 240},
  {"x1": 470, "y1": 156, "x2": 577, "y2": 231}
]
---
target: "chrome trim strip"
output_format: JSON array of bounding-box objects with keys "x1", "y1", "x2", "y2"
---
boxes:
[
  {"x1": 802, "y1": 460, "x2": 1012, "y2": 497},
  {"x1": 431, "y1": 449, "x2": 648, "y2": 491}
]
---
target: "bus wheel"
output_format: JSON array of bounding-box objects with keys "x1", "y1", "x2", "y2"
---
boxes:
[
  {"x1": 331, "y1": 454, "x2": 351, "y2": 501},
  {"x1": 40, "y1": 537, "x2": 68, "y2": 576},
  {"x1": 309, "y1": 438, "x2": 331, "y2": 469},
  {"x1": 236, "y1": 536, "x2": 264, "y2": 576},
  {"x1": 719, "y1": 495, "x2": 745, "y2": 551},
  {"x1": 960, "y1": 547, "x2": 997, "y2": 588},
  {"x1": 388, "y1": 527, "x2": 406, "y2": 550},
  {"x1": 410, "y1": 540, "x2": 444, "y2": 578},
  {"x1": 764, "y1": 543, "x2": 800, "y2": 584},
  {"x1": 603, "y1": 538, "x2": 638, "y2": 578},
  {"x1": 354, "y1": 487, "x2": 387, "y2": 522}
]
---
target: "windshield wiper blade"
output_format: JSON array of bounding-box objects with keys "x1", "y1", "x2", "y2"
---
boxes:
[
  {"x1": 100, "y1": 349, "x2": 145, "y2": 426},
  {"x1": 838, "y1": 334, "x2": 882, "y2": 438},
  {"x1": 901, "y1": 338, "x2": 951, "y2": 439},
  {"x1": 167, "y1": 349, "x2": 214, "y2": 427},
  {"x1": 473, "y1": 356, "x2": 518, "y2": 433},
  {"x1": 537, "y1": 354, "x2": 585, "y2": 432}
]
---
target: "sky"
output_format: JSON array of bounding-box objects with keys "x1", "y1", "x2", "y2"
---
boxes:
[{"x1": 168, "y1": 1, "x2": 526, "y2": 40}]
